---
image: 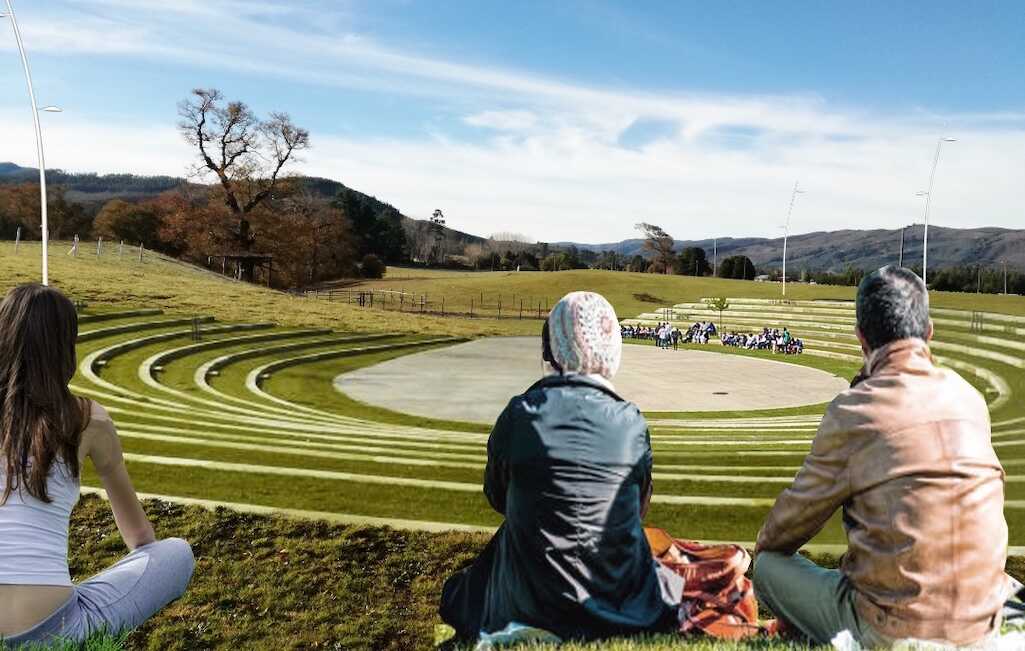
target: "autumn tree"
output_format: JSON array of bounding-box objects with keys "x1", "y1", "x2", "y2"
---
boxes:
[
  {"x1": 635, "y1": 223, "x2": 675, "y2": 274},
  {"x1": 93, "y1": 198, "x2": 162, "y2": 248},
  {"x1": 261, "y1": 192, "x2": 354, "y2": 288},
  {"x1": 177, "y1": 88, "x2": 310, "y2": 281},
  {"x1": 0, "y1": 184, "x2": 87, "y2": 240}
]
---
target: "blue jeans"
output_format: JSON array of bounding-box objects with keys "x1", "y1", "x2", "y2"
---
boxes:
[{"x1": 4, "y1": 538, "x2": 195, "y2": 646}]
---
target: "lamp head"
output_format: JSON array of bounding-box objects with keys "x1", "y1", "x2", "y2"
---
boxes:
[
  {"x1": 942, "y1": 137, "x2": 957, "y2": 142},
  {"x1": 38, "y1": 106, "x2": 63, "y2": 113}
]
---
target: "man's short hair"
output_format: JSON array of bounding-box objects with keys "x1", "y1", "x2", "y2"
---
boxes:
[{"x1": 856, "y1": 266, "x2": 931, "y2": 350}]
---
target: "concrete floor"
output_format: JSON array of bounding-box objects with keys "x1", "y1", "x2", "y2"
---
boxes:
[{"x1": 334, "y1": 337, "x2": 849, "y2": 425}]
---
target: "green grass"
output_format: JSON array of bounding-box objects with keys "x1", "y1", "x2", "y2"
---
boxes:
[
  {"x1": 0, "y1": 242, "x2": 514, "y2": 337},
  {"x1": 5, "y1": 243, "x2": 1025, "y2": 648},
  {"x1": 60, "y1": 495, "x2": 1025, "y2": 651},
  {"x1": 352, "y1": 265, "x2": 1025, "y2": 325}
]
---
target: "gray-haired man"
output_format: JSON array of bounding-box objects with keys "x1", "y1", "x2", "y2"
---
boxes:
[{"x1": 753, "y1": 266, "x2": 1007, "y2": 647}]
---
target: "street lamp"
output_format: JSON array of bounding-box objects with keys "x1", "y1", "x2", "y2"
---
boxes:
[
  {"x1": 781, "y1": 181, "x2": 805, "y2": 297},
  {"x1": 916, "y1": 137, "x2": 957, "y2": 286},
  {"x1": 2, "y1": 0, "x2": 59, "y2": 286}
]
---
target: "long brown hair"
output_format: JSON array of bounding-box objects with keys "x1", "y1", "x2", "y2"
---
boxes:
[{"x1": 0, "y1": 284, "x2": 87, "y2": 503}]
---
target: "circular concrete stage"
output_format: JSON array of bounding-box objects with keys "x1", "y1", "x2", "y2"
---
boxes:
[{"x1": 334, "y1": 337, "x2": 849, "y2": 425}]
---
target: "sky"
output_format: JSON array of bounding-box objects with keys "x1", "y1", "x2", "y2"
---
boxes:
[{"x1": 1, "y1": 1, "x2": 1023, "y2": 243}]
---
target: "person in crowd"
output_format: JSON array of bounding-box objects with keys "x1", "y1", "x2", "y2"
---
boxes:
[
  {"x1": 0, "y1": 284, "x2": 195, "y2": 646},
  {"x1": 440, "y1": 291, "x2": 683, "y2": 643},
  {"x1": 753, "y1": 266, "x2": 1007, "y2": 647}
]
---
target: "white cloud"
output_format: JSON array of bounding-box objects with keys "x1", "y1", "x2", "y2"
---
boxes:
[
  {"x1": 1, "y1": 1, "x2": 1023, "y2": 244},
  {"x1": 464, "y1": 110, "x2": 538, "y2": 132}
]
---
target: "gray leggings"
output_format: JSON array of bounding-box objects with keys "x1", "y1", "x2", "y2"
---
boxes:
[{"x1": 4, "y1": 538, "x2": 195, "y2": 646}]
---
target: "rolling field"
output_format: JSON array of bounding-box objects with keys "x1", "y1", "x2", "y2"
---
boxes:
[{"x1": 4, "y1": 242, "x2": 1025, "y2": 648}]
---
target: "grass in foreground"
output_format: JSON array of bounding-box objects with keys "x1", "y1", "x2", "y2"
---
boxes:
[{"x1": 61, "y1": 495, "x2": 1025, "y2": 651}]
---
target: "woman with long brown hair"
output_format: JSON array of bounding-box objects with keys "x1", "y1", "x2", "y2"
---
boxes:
[{"x1": 0, "y1": 284, "x2": 194, "y2": 645}]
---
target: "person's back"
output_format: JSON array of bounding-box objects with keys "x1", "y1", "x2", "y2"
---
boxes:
[
  {"x1": 827, "y1": 339, "x2": 1004, "y2": 641},
  {"x1": 0, "y1": 458, "x2": 79, "y2": 635},
  {"x1": 754, "y1": 266, "x2": 1007, "y2": 647},
  {"x1": 440, "y1": 292, "x2": 682, "y2": 643},
  {"x1": 482, "y1": 375, "x2": 677, "y2": 639},
  {"x1": 0, "y1": 284, "x2": 195, "y2": 644}
]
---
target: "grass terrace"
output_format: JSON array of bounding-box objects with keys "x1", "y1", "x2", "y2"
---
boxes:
[{"x1": 2, "y1": 244, "x2": 1025, "y2": 648}]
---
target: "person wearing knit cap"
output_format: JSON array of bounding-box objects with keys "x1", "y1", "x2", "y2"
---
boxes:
[{"x1": 440, "y1": 291, "x2": 683, "y2": 644}]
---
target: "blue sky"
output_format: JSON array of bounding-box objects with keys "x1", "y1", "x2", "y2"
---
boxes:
[{"x1": 1, "y1": 1, "x2": 1023, "y2": 242}]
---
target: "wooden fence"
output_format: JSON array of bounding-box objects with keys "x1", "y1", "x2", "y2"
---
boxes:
[{"x1": 305, "y1": 288, "x2": 554, "y2": 320}]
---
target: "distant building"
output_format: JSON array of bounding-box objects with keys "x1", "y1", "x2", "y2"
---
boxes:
[{"x1": 754, "y1": 274, "x2": 771, "y2": 282}]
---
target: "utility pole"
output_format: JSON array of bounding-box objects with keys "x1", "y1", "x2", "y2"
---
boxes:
[
  {"x1": 898, "y1": 226, "x2": 906, "y2": 268},
  {"x1": 713, "y1": 238, "x2": 717, "y2": 277},
  {"x1": 2, "y1": 0, "x2": 62, "y2": 285},
  {"x1": 781, "y1": 181, "x2": 805, "y2": 297},
  {"x1": 917, "y1": 137, "x2": 958, "y2": 285},
  {"x1": 1004, "y1": 260, "x2": 1009, "y2": 295}
]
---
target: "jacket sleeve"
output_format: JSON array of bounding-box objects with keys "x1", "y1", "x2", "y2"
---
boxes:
[
  {"x1": 484, "y1": 403, "x2": 514, "y2": 515},
  {"x1": 755, "y1": 409, "x2": 852, "y2": 556}
]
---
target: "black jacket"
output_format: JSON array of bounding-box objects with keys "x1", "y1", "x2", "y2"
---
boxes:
[{"x1": 442, "y1": 374, "x2": 683, "y2": 640}]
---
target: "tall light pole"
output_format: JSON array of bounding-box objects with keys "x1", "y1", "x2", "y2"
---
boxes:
[
  {"x1": 712, "y1": 237, "x2": 717, "y2": 277},
  {"x1": 916, "y1": 137, "x2": 957, "y2": 285},
  {"x1": 2, "y1": 0, "x2": 61, "y2": 286},
  {"x1": 1004, "y1": 260, "x2": 1009, "y2": 295},
  {"x1": 781, "y1": 181, "x2": 805, "y2": 297}
]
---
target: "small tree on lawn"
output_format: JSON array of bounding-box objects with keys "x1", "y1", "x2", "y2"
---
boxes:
[{"x1": 707, "y1": 296, "x2": 730, "y2": 334}]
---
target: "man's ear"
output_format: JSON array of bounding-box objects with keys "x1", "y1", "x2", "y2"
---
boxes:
[
  {"x1": 925, "y1": 319, "x2": 934, "y2": 342},
  {"x1": 854, "y1": 326, "x2": 871, "y2": 357}
]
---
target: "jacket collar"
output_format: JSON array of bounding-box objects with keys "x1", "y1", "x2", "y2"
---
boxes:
[
  {"x1": 866, "y1": 338, "x2": 935, "y2": 376},
  {"x1": 528, "y1": 373, "x2": 626, "y2": 402}
]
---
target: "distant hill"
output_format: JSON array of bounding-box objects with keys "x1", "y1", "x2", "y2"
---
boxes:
[
  {"x1": 4, "y1": 162, "x2": 1020, "y2": 272},
  {"x1": 557, "y1": 226, "x2": 1025, "y2": 273},
  {"x1": 0, "y1": 163, "x2": 486, "y2": 246}
]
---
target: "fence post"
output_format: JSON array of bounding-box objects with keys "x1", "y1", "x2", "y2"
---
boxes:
[
  {"x1": 519, "y1": 299, "x2": 523, "y2": 319},
  {"x1": 420, "y1": 295, "x2": 425, "y2": 313},
  {"x1": 400, "y1": 293, "x2": 404, "y2": 311},
  {"x1": 14, "y1": 227, "x2": 21, "y2": 253},
  {"x1": 96, "y1": 237, "x2": 103, "y2": 257},
  {"x1": 498, "y1": 298, "x2": 502, "y2": 319},
  {"x1": 138, "y1": 242, "x2": 144, "y2": 262},
  {"x1": 118, "y1": 240, "x2": 124, "y2": 258},
  {"x1": 441, "y1": 297, "x2": 445, "y2": 316},
  {"x1": 72, "y1": 235, "x2": 79, "y2": 257}
]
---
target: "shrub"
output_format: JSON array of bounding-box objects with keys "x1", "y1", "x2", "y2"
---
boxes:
[{"x1": 360, "y1": 254, "x2": 386, "y2": 279}]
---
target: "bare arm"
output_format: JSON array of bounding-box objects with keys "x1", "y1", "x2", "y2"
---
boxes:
[{"x1": 82, "y1": 405, "x2": 156, "y2": 550}]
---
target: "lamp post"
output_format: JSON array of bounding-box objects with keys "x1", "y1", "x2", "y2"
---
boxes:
[
  {"x1": 712, "y1": 237, "x2": 717, "y2": 277},
  {"x1": 916, "y1": 137, "x2": 957, "y2": 286},
  {"x1": 781, "y1": 181, "x2": 805, "y2": 297},
  {"x1": 2, "y1": 0, "x2": 60, "y2": 286}
]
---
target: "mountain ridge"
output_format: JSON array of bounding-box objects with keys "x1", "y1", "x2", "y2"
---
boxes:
[{"x1": 3, "y1": 162, "x2": 1020, "y2": 272}]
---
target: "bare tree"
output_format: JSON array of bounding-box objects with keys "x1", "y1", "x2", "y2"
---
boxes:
[
  {"x1": 178, "y1": 88, "x2": 310, "y2": 280},
  {"x1": 635, "y1": 222, "x2": 676, "y2": 274}
]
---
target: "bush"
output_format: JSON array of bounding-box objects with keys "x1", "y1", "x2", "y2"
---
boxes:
[{"x1": 360, "y1": 254, "x2": 386, "y2": 279}]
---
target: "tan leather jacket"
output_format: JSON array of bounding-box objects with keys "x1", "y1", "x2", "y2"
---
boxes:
[{"x1": 756, "y1": 338, "x2": 1007, "y2": 645}]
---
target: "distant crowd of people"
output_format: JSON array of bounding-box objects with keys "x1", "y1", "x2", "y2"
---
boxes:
[
  {"x1": 721, "y1": 327, "x2": 804, "y2": 355},
  {"x1": 621, "y1": 322, "x2": 804, "y2": 355},
  {"x1": 621, "y1": 321, "x2": 718, "y2": 350}
]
